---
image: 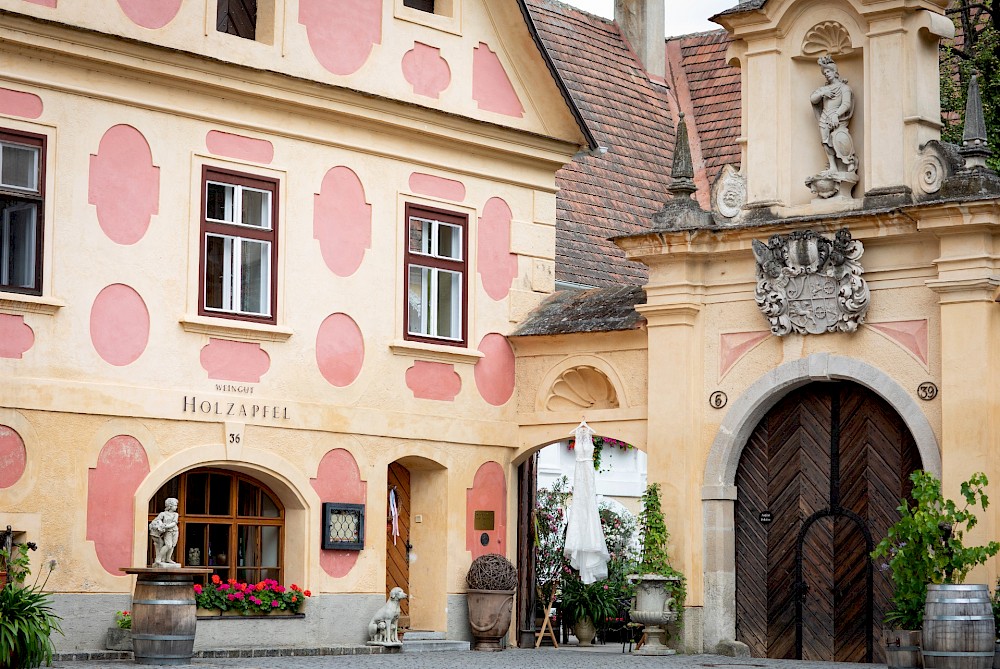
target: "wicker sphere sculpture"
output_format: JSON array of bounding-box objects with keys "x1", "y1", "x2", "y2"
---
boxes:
[{"x1": 466, "y1": 553, "x2": 517, "y2": 591}]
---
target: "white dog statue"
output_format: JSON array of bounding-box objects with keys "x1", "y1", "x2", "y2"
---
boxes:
[{"x1": 367, "y1": 587, "x2": 408, "y2": 645}]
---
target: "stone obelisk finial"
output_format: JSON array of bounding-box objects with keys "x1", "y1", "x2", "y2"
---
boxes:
[{"x1": 961, "y1": 74, "x2": 991, "y2": 169}]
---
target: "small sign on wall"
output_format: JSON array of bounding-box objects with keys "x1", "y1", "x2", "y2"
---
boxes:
[
  {"x1": 759, "y1": 511, "x2": 773, "y2": 524},
  {"x1": 474, "y1": 510, "x2": 495, "y2": 531}
]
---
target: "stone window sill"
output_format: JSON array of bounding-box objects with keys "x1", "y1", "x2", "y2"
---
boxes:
[
  {"x1": 389, "y1": 338, "x2": 483, "y2": 365},
  {"x1": 0, "y1": 293, "x2": 65, "y2": 316},
  {"x1": 180, "y1": 314, "x2": 293, "y2": 343}
]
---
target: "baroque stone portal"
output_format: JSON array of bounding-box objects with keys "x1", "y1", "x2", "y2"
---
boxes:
[
  {"x1": 752, "y1": 228, "x2": 869, "y2": 335},
  {"x1": 805, "y1": 56, "x2": 859, "y2": 199}
]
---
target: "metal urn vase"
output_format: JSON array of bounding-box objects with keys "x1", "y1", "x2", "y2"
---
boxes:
[{"x1": 629, "y1": 575, "x2": 679, "y2": 655}]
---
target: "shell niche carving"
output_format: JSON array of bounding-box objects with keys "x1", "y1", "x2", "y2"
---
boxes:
[
  {"x1": 544, "y1": 366, "x2": 619, "y2": 412},
  {"x1": 802, "y1": 22, "x2": 853, "y2": 57}
]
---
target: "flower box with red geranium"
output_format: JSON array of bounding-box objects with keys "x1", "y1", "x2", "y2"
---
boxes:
[{"x1": 193, "y1": 576, "x2": 311, "y2": 617}]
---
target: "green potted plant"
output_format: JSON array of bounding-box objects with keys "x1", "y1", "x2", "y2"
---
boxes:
[
  {"x1": 874, "y1": 471, "x2": 1000, "y2": 669},
  {"x1": 629, "y1": 482, "x2": 685, "y2": 655},
  {"x1": 466, "y1": 553, "x2": 517, "y2": 651},
  {"x1": 559, "y1": 568, "x2": 618, "y2": 646},
  {"x1": 0, "y1": 543, "x2": 62, "y2": 669},
  {"x1": 105, "y1": 610, "x2": 132, "y2": 651}
]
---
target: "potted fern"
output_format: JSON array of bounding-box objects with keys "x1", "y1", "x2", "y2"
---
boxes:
[{"x1": 629, "y1": 483, "x2": 685, "y2": 655}]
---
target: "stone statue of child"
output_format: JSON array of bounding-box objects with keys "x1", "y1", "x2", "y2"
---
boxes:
[
  {"x1": 810, "y1": 55, "x2": 857, "y2": 176},
  {"x1": 149, "y1": 498, "x2": 180, "y2": 568}
]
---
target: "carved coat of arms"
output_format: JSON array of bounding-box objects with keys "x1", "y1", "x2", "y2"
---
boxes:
[{"x1": 752, "y1": 228, "x2": 870, "y2": 336}]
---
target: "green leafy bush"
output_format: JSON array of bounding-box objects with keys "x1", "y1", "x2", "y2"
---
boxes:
[
  {"x1": 872, "y1": 470, "x2": 1000, "y2": 630},
  {"x1": 636, "y1": 483, "x2": 686, "y2": 629},
  {"x1": 0, "y1": 544, "x2": 62, "y2": 669}
]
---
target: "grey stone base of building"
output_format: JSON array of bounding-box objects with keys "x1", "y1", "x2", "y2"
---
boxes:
[
  {"x1": 677, "y1": 606, "x2": 704, "y2": 654},
  {"x1": 55, "y1": 645, "x2": 397, "y2": 662},
  {"x1": 50, "y1": 593, "x2": 391, "y2": 653}
]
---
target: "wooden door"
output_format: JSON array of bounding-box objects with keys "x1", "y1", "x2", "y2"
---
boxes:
[
  {"x1": 386, "y1": 462, "x2": 410, "y2": 619},
  {"x1": 515, "y1": 454, "x2": 538, "y2": 647},
  {"x1": 735, "y1": 382, "x2": 920, "y2": 662}
]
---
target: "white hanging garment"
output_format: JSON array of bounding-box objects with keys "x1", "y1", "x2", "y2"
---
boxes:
[
  {"x1": 389, "y1": 488, "x2": 400, "y2": 546},
  {"x1": 563, "y1": 421, "x2": 610, "y2": 584}
]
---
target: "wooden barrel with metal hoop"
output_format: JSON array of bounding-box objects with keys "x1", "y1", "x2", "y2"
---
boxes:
[
  {"x1": 921, "y1": 584, "x2": 995, "y2": 669},
  {"x1": 123, "y1": 567, "x2": 211, "y2": 666},
  {"x1": 885, "y1": 629, "x2": 922, "y2": 669}
]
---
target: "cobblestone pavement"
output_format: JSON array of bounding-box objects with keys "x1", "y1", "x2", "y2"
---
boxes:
[{"x1": 53, "y1": 648, "x2": 883, "y2": 669}]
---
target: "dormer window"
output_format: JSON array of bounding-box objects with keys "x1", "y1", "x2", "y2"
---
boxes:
[
  {"x1": 217, "y1": 0, "x2": 256, "y2": 40},
  {"x1": 404, "y1": 0, "x2": 435, "y2": 12}
]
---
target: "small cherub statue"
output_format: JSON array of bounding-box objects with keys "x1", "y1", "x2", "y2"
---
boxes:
[{"x1": 149, "y1": 498, "x2": 180, "y2": 568}]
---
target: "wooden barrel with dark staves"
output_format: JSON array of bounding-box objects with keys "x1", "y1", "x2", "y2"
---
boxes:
[
  {"x1": 129, "y1": 570, "x2": 200, "y2": 665},
  {"x1": 922, "y1": 584, "x2": 995, "y2": 669},
  {"x1": 885, "y1": 629, "x2": 923, "y2": 669}
]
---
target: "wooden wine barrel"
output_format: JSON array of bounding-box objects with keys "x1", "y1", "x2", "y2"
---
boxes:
[
  {"x1": 129, "y1": 571, "x2": 198, "y2": 665},
  {"x1": 922, "y1": 584, "x2": 995, "y2": 669},
  {"x1": 886, "y1": 629, "x2": 922, "y2": 669}
]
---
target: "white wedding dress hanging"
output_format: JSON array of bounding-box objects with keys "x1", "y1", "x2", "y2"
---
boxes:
[{"x1": 563, "y1": 421, "x2": 610, "y2": 584}]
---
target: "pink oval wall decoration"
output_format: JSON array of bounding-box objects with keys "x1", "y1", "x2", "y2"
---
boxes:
[
  {"x1": 314, "y1": 166, "x2": 371, "y2": 277},
  {"x1": 87, "y1": 435, "x2": 150, "y2": 575},
  {"x1": 402, "y1": 42, "x2": 451, "y2": 99},
  {"x1": 0, "y1": 425, "x2": 27, "y2": 489},
  {"x1": 478, "y1": 197, "x2": 518, "y2": 301},
  {"x1": 310, "y1": 448, "x2": 367, "y2": 577},
  {"x1": 116, "y1": 0, "x2": 181, "y2": 29},
  {"x1": 405, "y1": 361, "x2": 461, "y2": 401},
  {"x1": 200, "y1": 338, "x2": 270, "y2": 383},
  {"x1": 206, "y1": 131, "x2": 274, "y2": 164},
  {"x1": 89, "y1": 125, "x2": 160, "y2": 245},
  {"x1": 316, "y1": 313, "x2": 364, "y2": 387},
  {"x1": 0, "y1": 314, "x2": 34, "y2": 359},
  {"x1": 90, "y1": 284, "x2": 150, "y2": 366},
  {"x1": 474, "y1": 334, "x2": 515, "y2": 406},
  {"x1": 300, "y1": 0, "x2": 382, "y2": 76},
  {"x1": 408, "y1": 172, "x2": 465, "y2": 202},
  {"x1": 466, "y1": 462, "x2": 506, "y2": 558},
  {"x1": 24, "y1": 0, "x2": 57, "y2": 6},
  {"x1": 473, "y1": 43, "x2": 524, "y2": 117},
  {"x1": 0, "y1": 87, "x2": 43, "y2": 119}
]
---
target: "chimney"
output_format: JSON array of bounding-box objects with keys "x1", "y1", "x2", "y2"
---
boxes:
[{"x1": 615, "y1": 0, "x2": 665, "y2": 78}]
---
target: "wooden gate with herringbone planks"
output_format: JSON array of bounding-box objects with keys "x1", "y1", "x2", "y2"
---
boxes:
[
  {"x1": 386, "y1": 462, "x2": 410, "y2": 620},
  {"x1": 735, "y1": 382, "x2": 920, "y2": 662}
]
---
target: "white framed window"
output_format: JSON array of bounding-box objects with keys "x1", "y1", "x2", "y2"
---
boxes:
[
  {"x1": 200, "y1": 167, "x2": 277, "y2": 323},
  {"x1": 404, "y1": 204, "x2": 467, "y2": 346},
  {"x1": 0, "y1": 131, "x2": 44, "y2": 294}
]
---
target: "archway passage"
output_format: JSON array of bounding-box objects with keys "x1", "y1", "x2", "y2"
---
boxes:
[{"x1": 735, "y1": 381, "x2": 921, "y2": 662}]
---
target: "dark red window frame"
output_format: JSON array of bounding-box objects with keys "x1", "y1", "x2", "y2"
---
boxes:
[
  {"x1": 403, "y1": 202, "x2": 468, "y2": 347},
  {"x1": 198, "y1": 165, "x2": 279, "y2": 325},
  {"x1": 0, "y1": 128, "x2": 45, "y2": 296}
]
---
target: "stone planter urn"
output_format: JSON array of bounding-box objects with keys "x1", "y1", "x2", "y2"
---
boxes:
[
  {"x1": 629, "y1": 574, "x2": 679, "y2": 656},
  {"x1": 465, "y1": 553, "x2": 518, "y2": 652},
  {"x1": 573, "y1": 616, "x2": 597, "y2": 646},
  {"x1": 467, "y1": 589, "x2": 515, "y2": 651},
  {"x1": 105, "y1": 627, "x2": 132, "y2": 652}
]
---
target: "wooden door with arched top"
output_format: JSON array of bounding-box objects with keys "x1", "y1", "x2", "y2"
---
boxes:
[
  {"x1": 735, "y1": 381, "x2": 921, "y2": 662},
  {"x1": 386, "y1": 462, "x2": 410, "y2": 621}
]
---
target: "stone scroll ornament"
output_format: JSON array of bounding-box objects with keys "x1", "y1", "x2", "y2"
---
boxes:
[{"x1": 752, "y1": 228, "x2": 870, "y2": 336}]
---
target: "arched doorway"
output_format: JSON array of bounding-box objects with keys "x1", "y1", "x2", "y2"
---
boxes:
[{"x1": 735, "y1": 381, "x2": 921, "y2": 662}]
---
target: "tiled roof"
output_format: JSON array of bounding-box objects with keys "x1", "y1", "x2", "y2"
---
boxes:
[
  {"x1": 526, "y1": 0, "x2": 676, "y2": 288},
  {"x1": 670, "y1": 30, "x2": 742, "y2": 187},
  {"x1": 525, "y1": 0, "x2": 742, "y2": 288},
  {"x1": 510, "y1": 284, "x2": 646, "y2": 336}
]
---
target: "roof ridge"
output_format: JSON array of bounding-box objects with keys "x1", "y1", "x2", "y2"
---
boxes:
[{"x1": 666, "y1": 27, "x2": 728, "y2": 41}]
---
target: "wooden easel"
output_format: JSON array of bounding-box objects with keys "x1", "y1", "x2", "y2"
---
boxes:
[{"x1": 534, "y1": 590, "x2": 559, "y2": 648}]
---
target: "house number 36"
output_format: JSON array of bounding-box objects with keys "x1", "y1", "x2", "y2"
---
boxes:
[{"x1": 228, "y1": 433, "x2": 241, "y2": 444}]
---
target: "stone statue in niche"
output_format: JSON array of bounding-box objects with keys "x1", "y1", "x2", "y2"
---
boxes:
[
  {"x1": 805, "y1": 56, "x2": 859, "y2": 199},
  {"x1": 752, "y1": 228, "x2": 869, "y2": 336},
  {"x1": 149, "y1": 497, "x2": 180, "y2": 568}
]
